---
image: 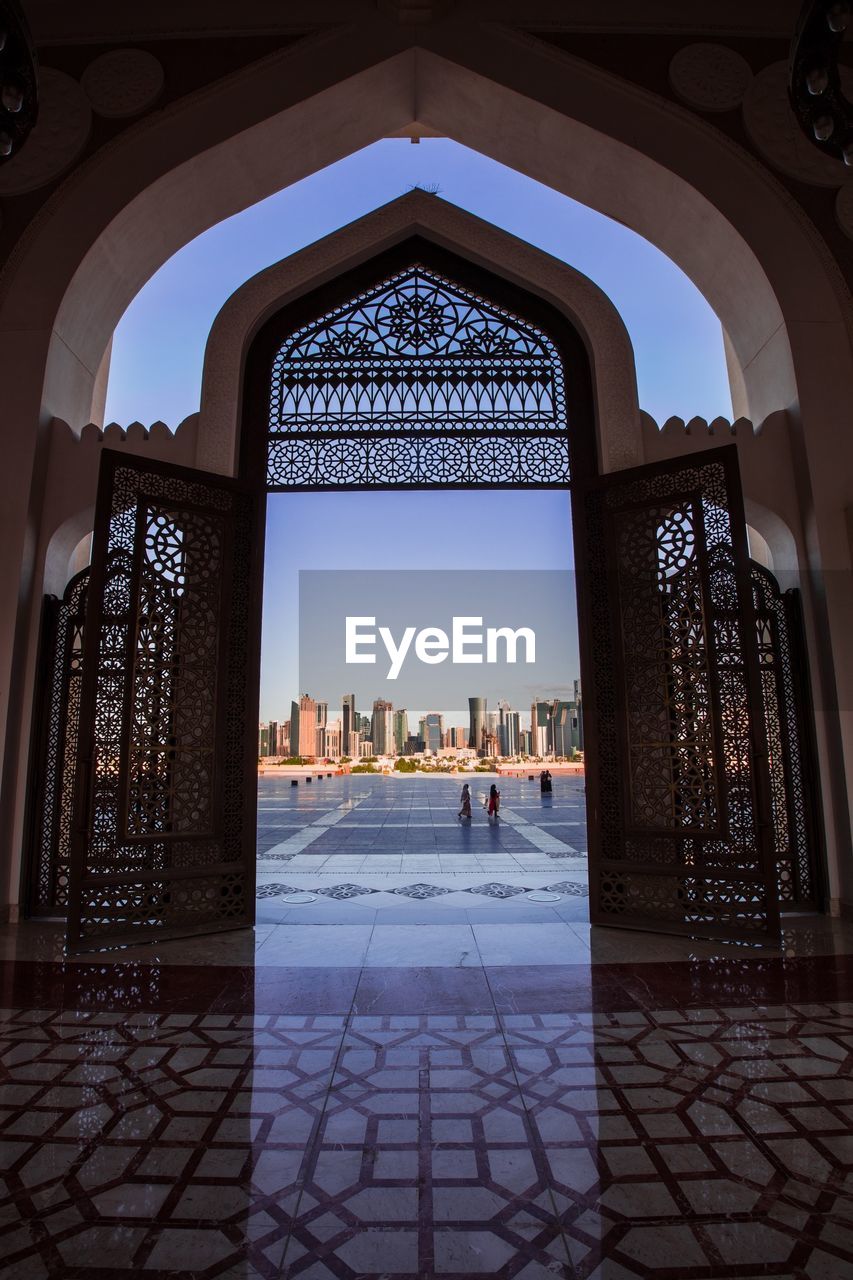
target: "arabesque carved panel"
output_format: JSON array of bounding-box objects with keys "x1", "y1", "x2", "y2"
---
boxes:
[{"x1": 266, "y1": 265, "x2": 570, "y2": 489}]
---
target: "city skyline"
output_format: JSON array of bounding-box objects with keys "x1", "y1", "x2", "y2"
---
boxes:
[{"x1": 259, "y1": 683, "x2": 582, "y2": 761}]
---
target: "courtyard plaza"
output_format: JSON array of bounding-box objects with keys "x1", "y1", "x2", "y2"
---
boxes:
[
  {"x1": 1, "y1": 775, "x2": 853, "y2": 1276},
  {"x1": 255, "y1": 773, "x2": 590, "y2": 922}
]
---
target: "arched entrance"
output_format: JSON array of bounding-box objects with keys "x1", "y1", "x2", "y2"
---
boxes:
[{"x1": 55, "y1": 237, "x2": 788, "y2": 951}]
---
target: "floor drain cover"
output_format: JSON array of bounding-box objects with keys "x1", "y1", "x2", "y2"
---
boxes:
[
  {"x1": 527, "y1": 890, "x2": 562, "y2": 903},
  {"x1": 282, "y1": 892, "x2": 317, "y2": 904}
]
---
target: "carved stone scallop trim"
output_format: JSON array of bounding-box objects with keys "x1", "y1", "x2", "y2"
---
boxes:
[
  {"x1": 743, "y1": 60, "x2": 851, "y2": 188},
  {"x1": 0, "y1": 70, "x2": 91, "y2": 196},
  {"x1": 669, "y1": 43, "x2": 752, "y2": 114},
  {"x1": 81, "y1": 49, "x2": 165, "y2": 119}
]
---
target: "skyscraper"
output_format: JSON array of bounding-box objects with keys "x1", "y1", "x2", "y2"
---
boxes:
[
  {"x1": 468, "y1": 697, "x2": 486, "y2": 756},
  {"x1": 423, "y1": 712, "x2": 443, "y2": 754},
  {"x1": 298, "y1": 694, "x2": 318, "y2": 756},
  {"x1": 393, "y1": 708, "x2": 409, "y2": 753},
  {"x1": 316, "y1": 702, "x2": 328, "y2": 728},
  {"x1": 552, "y1": 701, "x2": 573, "y2": 757},
  {"x1": 342, "y1": 694, "x2": 356, "y2": 749},
  {"x1": 290, "y1": 700, "x2": 300, "y2": 757},
  {"x1": 371, "y1": 699, "x2": 394, "y2": 755},
  {"x1": 531, "y1": 699, "x2": 553, "y2": 757},
  {"x1": 497, "y1": 701, "x2": 519, "y2": 756}
]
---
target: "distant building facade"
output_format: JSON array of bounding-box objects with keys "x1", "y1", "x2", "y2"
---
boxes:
[{"x1": 423, "y1": 712, "x2": 443, "y2": 754}]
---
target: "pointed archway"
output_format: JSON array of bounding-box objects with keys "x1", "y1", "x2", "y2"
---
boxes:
[{"x1": 63, "y1": 229, "x2": 780, "y2": 949}]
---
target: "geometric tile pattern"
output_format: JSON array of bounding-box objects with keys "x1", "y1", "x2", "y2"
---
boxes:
[
  {"x1": 390, "y1": 883, "x2": 454, "y2": 900},
  {"x1": 544, "y1": 881, "x2": 591, "y2": 896},
  {"x1": 256, "y1": 880, "x2": 590, "y2": 902},
  {"x1": 463, "y1": 882, "x2": 531, "y2": 898},
  {"x1": 3, "y1": 1000, "x2": 853, "y2": 1277},
  {"x1": 312, "y1": 884, "x2": 380, "y2": 900}
]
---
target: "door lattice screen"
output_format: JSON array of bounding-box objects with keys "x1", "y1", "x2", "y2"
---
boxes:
[
  {"x1": 66, "y1": 454, "x2": 257, "y2": 951},
  {"x1": 581, "y1": 448, "x2": 780, "y2": 941}
]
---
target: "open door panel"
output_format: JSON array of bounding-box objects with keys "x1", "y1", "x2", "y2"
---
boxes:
[
  {"x1": 66, "y1": 451, "x2": 259, "y2": 952},
  {"x1": 577, "y1": 445, "x2": 780, "y2": 943}
]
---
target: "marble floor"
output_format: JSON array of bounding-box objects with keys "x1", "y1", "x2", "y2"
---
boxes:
[{"x1": 2, "y1": 777, "x2": 853, "y2": 1277}]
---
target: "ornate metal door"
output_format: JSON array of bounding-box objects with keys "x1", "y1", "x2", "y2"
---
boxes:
[
  {"x1": 25, "y1": 568, "x2": 89, "y2": 916},
  {"x1": 578, "y1": 446, "x2": 780, "y2": 941},
  {"x1": 66, "y1": 451, "x2": 259, "y2": 952}
]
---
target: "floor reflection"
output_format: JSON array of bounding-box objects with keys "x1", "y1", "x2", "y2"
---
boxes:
[{"x1": 1, "y1": 911, "x2": 852, "y2": 1276}]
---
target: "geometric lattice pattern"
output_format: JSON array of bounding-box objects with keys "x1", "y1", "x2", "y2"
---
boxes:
[
  {"x1": 2, "y1": 998, "x2": 853, "y2": 1277},
  {"x1": 28, "y1": 566, "x2": 89, "y2": 915},
  {"x1": 67, "y1": 457, "x2": 256, "y2": 950},
  {"x1": 585, "y1": 451, "x2": 779, "y2": 941},
  {"x1": 752, "y1": 563, "x2": 820, "y2": 907},
  {"x1": 266, "y1": 265, "x2": 571, "y2": 490},
  {"x1": 613, "y1": 497, "x2": 720, "y2": 833}
]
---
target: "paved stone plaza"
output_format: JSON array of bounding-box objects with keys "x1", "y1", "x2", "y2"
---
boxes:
[{"x1": 256, "y1": 773, "x2": 589, "y2": 919}]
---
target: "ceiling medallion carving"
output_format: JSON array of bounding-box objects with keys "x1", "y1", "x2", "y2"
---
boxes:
[
  {"x1": 0, "y1": 68, "x2": 90, "y2": 195},
  {"x1": 81, "y1": 49, "x2": 164, "y2": 119},
  {"x1": 669, "y1": 43, "x2": 753, "y2": 113}
]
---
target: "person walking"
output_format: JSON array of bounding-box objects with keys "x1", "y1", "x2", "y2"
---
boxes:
[
  {"x1": 487, "y1": 783, "x2": 501, "y2": 820},
  {"x1": 458, "y1": 783, "x2": 472, "y2": 821}
]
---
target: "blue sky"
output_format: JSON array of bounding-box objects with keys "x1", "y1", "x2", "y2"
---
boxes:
[
  {"x1": 106, "y1": 139, "x2": 731, "y2": 427},
  {"x1": 104, "y1": 138, "x2": 732, "y2": 727}
]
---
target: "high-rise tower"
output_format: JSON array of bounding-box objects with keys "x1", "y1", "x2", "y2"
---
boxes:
[
  {"x1": 468, "y1": 697, "x2": 486, "y2": 756},
  {"x1": 371, "y1": 699, "x2": 394, "y2": 755},
  {"x1": 342, "y1": 694, "x2": 356, "y2": 749}
]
